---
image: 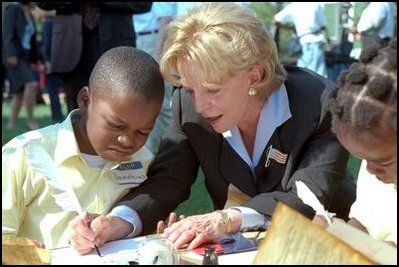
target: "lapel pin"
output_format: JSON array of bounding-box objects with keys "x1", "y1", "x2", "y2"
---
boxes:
[{"x1": 265, "y1": 145, "x2": 288, "y2": 167}]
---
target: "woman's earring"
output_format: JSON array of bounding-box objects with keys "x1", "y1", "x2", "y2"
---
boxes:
[{"x1": 248, "y1": 87, "x2": 258, "y2": 96}]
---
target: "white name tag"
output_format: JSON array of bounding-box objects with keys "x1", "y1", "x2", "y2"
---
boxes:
[{"x1": 112, "y1": 161, "x2": 147, "y2": 185}]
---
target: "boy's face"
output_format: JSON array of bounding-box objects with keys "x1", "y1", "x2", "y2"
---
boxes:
[{"x1": 78, "y1": 87, "x2": 161, "y2": 162}]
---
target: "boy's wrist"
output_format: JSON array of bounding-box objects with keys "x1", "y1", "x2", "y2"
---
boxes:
[{"x1": 107, "y1": 215, "x2": 135, "y2": 240}]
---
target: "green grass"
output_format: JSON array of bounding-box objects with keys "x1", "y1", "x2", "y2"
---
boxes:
[
  {"x1": 2, "y1": 99, "x2": 360, "y2": 216},
  {"x1": 2, "y1": 99, "x2": 68, "y2": 146},
  {"x1": 175, "y1": 168, "x2": 213, "y2": 216}
]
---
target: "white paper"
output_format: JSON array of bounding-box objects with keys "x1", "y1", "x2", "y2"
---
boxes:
[{"x1": 51, "y1": 238, "x2": 145, "y2": 265}]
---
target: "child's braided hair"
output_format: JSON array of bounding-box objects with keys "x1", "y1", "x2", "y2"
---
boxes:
[{"x1": 328, "y1": 38, "x2": 397, "y2": 137}]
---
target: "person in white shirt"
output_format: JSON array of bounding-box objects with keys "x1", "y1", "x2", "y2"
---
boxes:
[
  {"x1": 274, "y1": 2, "x2": 328, "y2": 78},
  {"x1": 2, "y1": 47, "x2": 165, "y2": 249},
  {"x1": 133, "y1": 3, "x2": 177, "y2": 155},
  {"x1": 356, "y1": 2, "x2": 395, "y2": 51},
  {"x1": 349, "y1": 161, "x2": 397, "y2": 245},
  {"x1": 324, "y1": 38, "x2": 396, "y2": 246}
]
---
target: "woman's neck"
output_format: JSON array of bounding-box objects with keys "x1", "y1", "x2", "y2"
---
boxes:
[{"x1": 237, "y1": 97, "x2": 265, "y2": 158}]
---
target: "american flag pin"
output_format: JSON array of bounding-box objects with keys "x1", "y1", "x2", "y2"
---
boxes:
[{"x1": 265, "y1": 145, "x2": 288, "y2": 167}]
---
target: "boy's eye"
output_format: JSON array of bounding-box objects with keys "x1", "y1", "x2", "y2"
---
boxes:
[
  {"x1": 108, "y1": 122, "x2": 124, "y2": 129},
  {"x1": 138, "y1": 130, "x2": 150, "y2": 136}
]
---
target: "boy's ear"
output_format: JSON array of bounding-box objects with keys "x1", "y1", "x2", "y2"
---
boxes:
[{"x1": 77, "y1": 86, "x2": 90, "y2": 109}]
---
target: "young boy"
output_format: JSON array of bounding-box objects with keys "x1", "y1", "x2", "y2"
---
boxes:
[
  {"x1": 2, "y1": 46, "x2": 165, "y2": 249},
  {"x1": 316, "y1": 38, "x2": 397, "y2": 245}
]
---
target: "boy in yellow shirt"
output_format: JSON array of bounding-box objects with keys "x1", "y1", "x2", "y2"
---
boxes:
[{"x1": 2, "y1": 46, "x2": 164, "y2": 249}]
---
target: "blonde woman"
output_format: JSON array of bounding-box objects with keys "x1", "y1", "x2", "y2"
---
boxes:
[{"x1": 69, "y1": 2, "x2": 355, "y2": 253}]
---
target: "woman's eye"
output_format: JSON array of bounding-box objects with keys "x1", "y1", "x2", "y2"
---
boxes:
[{"x1": 208, "y1": 89, "x2": 220, "y2": 94}]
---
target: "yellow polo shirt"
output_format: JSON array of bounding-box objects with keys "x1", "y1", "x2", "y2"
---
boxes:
[{"x1": 2, "y1": 111, "x2": 154, "y2": 249}]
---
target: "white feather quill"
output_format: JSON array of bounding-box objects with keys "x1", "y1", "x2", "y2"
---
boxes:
[
  {"x1": 25, "y1": 142, "x2": 102, "y2": 256},
  {"x1": 24, "y1": 142, "x2": 84, "y2": 215},
  {"x1": 295, "y1": 180, "x2": 335, "y2": 225}
]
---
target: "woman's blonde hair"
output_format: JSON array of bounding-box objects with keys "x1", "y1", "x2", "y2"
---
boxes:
[{"x1": 160, "y1": 2, "x2": 287, "y2": 96}]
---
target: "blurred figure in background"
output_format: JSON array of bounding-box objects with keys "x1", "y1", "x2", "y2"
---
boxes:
[
  {"x1": 3, "y1": 2, "x2": 40, "y2": 130},
  {"x1": 274, "y1": 2, "x2": 328, "y2": 78},
  {"x1": 37, "y1": 2, "x2": 152, "y2": 112},
  {"x1": 325, "y1": 2, "x2": 356, "y2": 82},
  {"x1": 354, "y1": 2, "x2": 395, "y2": 51},
  {"x1": 133, "y1": 2, "x2": 176, "y2": 154},
  {"x1": 40, "y1": 10, "x2": 65, "y2": 123}
]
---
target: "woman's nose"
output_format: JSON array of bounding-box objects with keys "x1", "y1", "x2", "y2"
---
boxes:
[{"x1": 193, "y1": 94, "x2": 210, "y2": 114}]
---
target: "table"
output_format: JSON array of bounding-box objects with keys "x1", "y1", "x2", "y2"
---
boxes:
[{"x1": 51, "y1": 234, "x2": 261, "y2": 265}]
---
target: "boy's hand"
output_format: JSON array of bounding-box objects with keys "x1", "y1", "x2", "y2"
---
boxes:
[
  {"x1": 68, "y1": 212, "x2": 99, "y2": 255},
  {"x1": 31, "y1": 239, "x2": 46, "y2": 249},
  {"x1": 68, "y1": 214, "x2": 134, "y2": 255}
]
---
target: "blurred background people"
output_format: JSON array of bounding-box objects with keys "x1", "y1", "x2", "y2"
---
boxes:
[
  {"x1": 354, "y1": 2, "x2": 395, "y2": 51},
  {"x1": 274, "y1": 2, "x2": 328, "y2": 78},
  {"x1": 3, "y1": 2, "x2": 40, "y2": 130},
  {"x1": 40, "y1": 10, "x2": 65, "y2": 123},
  {"x1": 37, "y1": 2, "x2": 152, "y2": 112},
  {"x1": 133, "y1": 2, "x2": 176, "y2": 154}
]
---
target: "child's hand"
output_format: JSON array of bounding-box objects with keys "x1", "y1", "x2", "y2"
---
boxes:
[
  {"x1": 312, "y1": 214, "x2": 330, "y2": 229},
  {"x1": 31, "y1": 239, "x2": 46, "y2": 249},
  {"x1": 68, "y1": 212, "x2": 99, "y2": 255}
]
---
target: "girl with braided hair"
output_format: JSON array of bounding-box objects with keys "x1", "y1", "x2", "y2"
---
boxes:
[{"x1": 327, "y1": 38, "x2": 397, "y2": 246}]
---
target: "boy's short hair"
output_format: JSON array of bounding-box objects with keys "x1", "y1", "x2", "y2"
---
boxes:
[{"x1": 89, "y1": 46, "x2": 164, "y2": 102}]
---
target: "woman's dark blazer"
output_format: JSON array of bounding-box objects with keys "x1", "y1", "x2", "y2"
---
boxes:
[{"x1": 119, "y1": 66, "x2": 355, "y2": 235}]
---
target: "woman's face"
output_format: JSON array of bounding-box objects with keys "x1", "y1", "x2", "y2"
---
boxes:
[
  {"x1": 337, "y1": 131, "x2": 397, "y2": 185},
  {"x1": 177, "y1": 61, "x2": 259, "y2": 133}
]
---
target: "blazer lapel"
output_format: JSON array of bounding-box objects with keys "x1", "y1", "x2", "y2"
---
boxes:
[
  {"x1": 255, "y1": 122, "x2": 291, "y2": 191},
  {"x1": 219, "y1": 138, "x2": 257, "y2": 197}
]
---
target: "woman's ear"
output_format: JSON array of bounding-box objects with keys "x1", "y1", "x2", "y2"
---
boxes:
[
  {"x1": 77, "y1": 86, "x2": 90, "y2": 109},
  {"x1": 248, "y1": 64, "x2": 264, "y2": 87}
]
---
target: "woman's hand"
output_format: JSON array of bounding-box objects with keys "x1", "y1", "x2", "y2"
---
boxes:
[
  {"x1": 157, "y1": 212, "x2": 184, "y2": 234},
  {"x1": 161, "y1": 209, "x2": 241, "y2": 250}
]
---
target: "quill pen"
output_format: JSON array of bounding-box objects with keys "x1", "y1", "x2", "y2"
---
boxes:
[
  {"x1": 295, "y1": 181, "x2": 335, "y2": 225},
  {"x1": 25, "y1": 142, "x2": 102, "y2": 256}
]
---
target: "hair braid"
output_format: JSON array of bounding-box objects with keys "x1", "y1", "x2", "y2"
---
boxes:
[{"x1": 329, "y1": 38, "x2": 397, "y2": 136}]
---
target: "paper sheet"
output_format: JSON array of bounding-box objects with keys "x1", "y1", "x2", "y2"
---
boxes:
[{"x1": 51, "y1": 237, "x2": 145, "y2": 265}]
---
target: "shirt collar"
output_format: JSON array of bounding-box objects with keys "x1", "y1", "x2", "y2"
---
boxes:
[
  {"x1": 54, "y1": 110, "x2": 83, "y2": 166},
  {"x1": 222, "y1": 84, "x2": 292, "y2": 171}
]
